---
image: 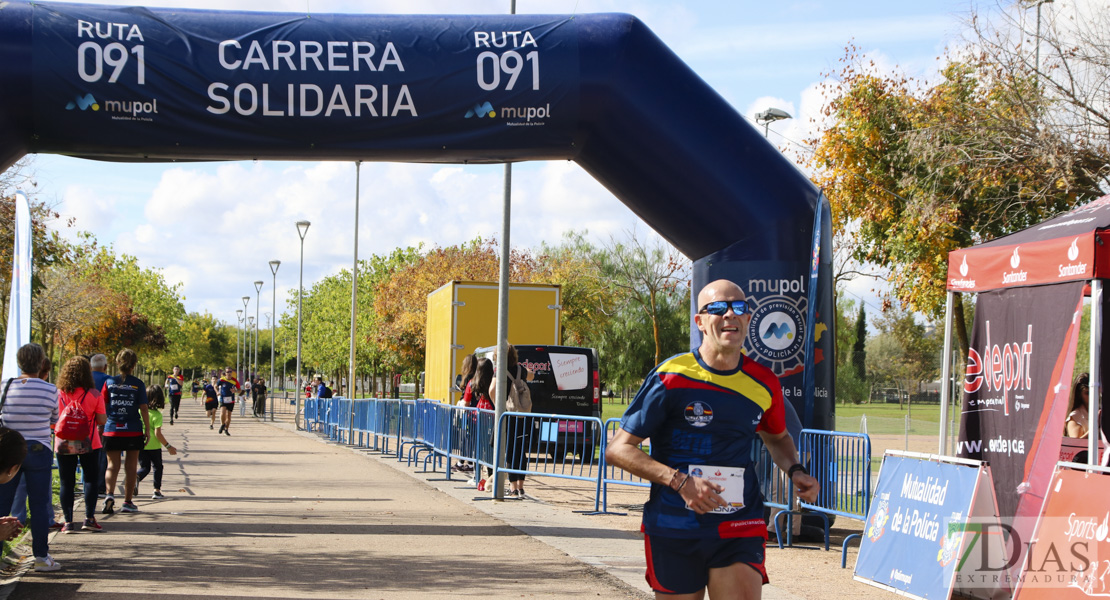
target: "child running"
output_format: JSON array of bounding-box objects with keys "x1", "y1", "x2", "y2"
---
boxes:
[
  {"x1": 203, "y1": 377, "x2": 219, "y2": 429},
  {"x1": 137, "y1": 386, "x2": 177, "y2": 500}
]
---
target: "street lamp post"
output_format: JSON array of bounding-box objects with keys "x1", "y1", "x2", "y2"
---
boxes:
[
  {"x1": 254, "y1": 280, "x2": 263, "y2": 389},
  {"x1": 755, "y1": 108, "x2": 792, "y2": 138},
  {"x1": 247, "y1": 315, "x2": 255, "y2": 417},
  {"x1": 295, "y1": 220, "x2": 311, "y2": 429},
  {"x1": 1025, "y1": 0, "x2": 1054, "y2": 76},
  {"x1": 241, "y1": 296, "x2": 250, "y2": 381},
  {"x1": 235, "y1": 309, "x2": 243, "y2": 382},
  {"x1": 269, "y1": 260, "x2": 281, "y2": 421}
]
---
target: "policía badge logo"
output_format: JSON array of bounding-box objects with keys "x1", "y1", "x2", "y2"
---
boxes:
[
  {"x1": 745, "y1": 293, "x2": 807, "y2": 376},
  {"x1": 867, "y1": 498, "x2": 890, "y2": 542},
  {"x1": 684, "y1": 401, "x2": 713, "y2": 427}
]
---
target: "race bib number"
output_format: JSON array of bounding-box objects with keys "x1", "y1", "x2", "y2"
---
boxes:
[
  {"x1": 688, "y1": 465, "x2": 745, "y2": 514},
  {"x1": 222, "y1": 397, "x2": 234, "y2": 404}
]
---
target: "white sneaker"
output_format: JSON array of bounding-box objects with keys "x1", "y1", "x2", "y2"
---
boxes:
[{"x1": 34, "y1": 555, "x2": 61, "y2": 572}]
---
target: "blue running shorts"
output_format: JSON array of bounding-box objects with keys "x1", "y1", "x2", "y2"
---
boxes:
[{"x1": 644, "y1": 533, "x2": 768, "y2": 594}]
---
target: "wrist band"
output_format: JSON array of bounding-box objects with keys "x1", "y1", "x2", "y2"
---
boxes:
[
  {"x1": 676, "y1": 473, "x2": 690, "y2": 492},
  {"x1": 787, "y1": 463, "x2": 808, "y2": 479}
]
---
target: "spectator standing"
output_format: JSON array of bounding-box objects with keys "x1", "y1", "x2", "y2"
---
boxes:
[
  {"x1": 164, "y1": 366, "x2": 184, "y2": 425},
  {"x1": 102, "y1": 348, "x2": 151, "y2": 516},
  {"x1": 490, "y1": 345, "x2": 534, "y2": 499},
  {"x1": 138, "y1": 386, "x2": 177, "y2": 499},
  {"x1": 0, "y1": 343, "x2": 62, "y2": 571},
  {"x1": 252, "y1": 377, "x2": 267, "y2": 417},
  {"x1": 1066, "y1": 372, "x2": 1090, "y2": 438},
  {"x1": 54, "y1": 356, "x2": 107, "y2": 533}
]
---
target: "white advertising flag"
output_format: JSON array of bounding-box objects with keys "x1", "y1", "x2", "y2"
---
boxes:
[{"x1": 2, "y1": 191, "x2": 32, "y2": 381}]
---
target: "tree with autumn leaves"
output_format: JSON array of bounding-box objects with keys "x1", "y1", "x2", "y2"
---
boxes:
[{"x1": 810, "y1": 31, "x2": 1108, "y2": 355}]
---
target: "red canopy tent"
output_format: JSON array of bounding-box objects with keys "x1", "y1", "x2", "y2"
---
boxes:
[{"x1": 939, "y1": 194, "x2": 1110, "y2": 581}]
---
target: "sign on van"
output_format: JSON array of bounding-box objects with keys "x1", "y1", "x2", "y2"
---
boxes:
[{"x1": 550, "y1": 353, "x2": 588, "y2": 390}]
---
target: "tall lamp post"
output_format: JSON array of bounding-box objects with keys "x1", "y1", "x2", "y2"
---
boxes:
[
  {"x1": 755, "y1": 108, "x2": 792, "y2": 138},
  {"x1": 268, "y1": 260, "x2": 281, "y2": 421},
  {"x1": 295, "y1": 220, "x2": 311, "y2": 429},
  {"x1": 241, "y1": 296, "x2": 250, "y2": 381},
  {"x1": 254, "y1": 280, "x2": 263, "y2": 385},
  {"x1": 235, "y1": 309, "x2": 243, "y2": 381},
  {"x1": 1025, "y1": 0, "x2": 1054, "y2": 77}
]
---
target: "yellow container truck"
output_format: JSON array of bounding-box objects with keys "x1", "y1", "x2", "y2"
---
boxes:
[{"x1": 424, "y1": 281, "x2": 561, "y2": 404}]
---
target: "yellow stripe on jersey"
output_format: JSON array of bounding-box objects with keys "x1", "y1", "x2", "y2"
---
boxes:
[{"x1": 656, "y1": 353, "x2": 774, "y2": 412}]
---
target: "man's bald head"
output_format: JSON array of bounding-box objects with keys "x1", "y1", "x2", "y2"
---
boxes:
[{"x1": 696, "y1": 279, "x2": 746, "y2": 311}]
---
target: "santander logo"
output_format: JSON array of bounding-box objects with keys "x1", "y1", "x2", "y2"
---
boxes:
[
  {"x1": 1059, "y1": 237, "x2": 1088, "y2": 278},
  {"x1": 960, "y1": 256, "x2": 968, "y2": 277},
  {"x1": 1002, "y1": 247, "x2": 1028, "y2": 284}
]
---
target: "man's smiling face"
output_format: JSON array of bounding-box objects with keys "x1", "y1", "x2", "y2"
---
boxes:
[{"x1": 694, "y1": 280, "x2": 751, "y2": 356}]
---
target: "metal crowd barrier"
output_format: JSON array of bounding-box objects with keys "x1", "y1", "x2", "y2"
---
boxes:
[
  {"x1": 598, "y1": 418, "x2": 649, "y2": 513},
  {"x1": 492, "y1": 412, "x2": 604, "y2": 509},
  {"x1": 770, "y1": 429, "x2": 872, "y2": 565}
]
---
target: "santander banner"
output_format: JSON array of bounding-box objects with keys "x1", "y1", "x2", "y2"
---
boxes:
[
  {"x1": 948, "y1": 196, "x2": 1110, "y2": 293},
  {"x1": 957, "y1": 282, "x2": 1085, "y2": 521}
]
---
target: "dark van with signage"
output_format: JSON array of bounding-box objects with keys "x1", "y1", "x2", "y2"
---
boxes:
[{"x1": 476, "y1": 344, "x2": 600, "y2": 460}]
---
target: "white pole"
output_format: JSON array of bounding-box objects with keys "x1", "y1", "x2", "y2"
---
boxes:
[
  {"x1": 349, "y1": 161, "x2": 361, "y2": 443},
  {"x1": 295, "y1": 221, "x2": 311, "y2": 429},
  {"x1": 1089, "y1": 280, "x2": 1101, "y2": 466},
  {"x1": 939, "y1": 291, "x2": 955, "y2": 455}
]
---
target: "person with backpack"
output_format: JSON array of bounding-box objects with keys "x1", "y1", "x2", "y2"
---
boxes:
[
  {"x1": 54, "y1": 355, "x2": 107, "y2": 533},
  {"x1": 490, "y1": 345, "x2": 534, "y2": 498}
]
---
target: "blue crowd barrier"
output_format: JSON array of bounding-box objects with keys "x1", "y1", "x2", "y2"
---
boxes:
[
  {"x1": 598, "y1": 418, "x2": 649, "y2": 514},
  {"x1": 769, "y1": 429, "x2": 872, "y2": 565}
]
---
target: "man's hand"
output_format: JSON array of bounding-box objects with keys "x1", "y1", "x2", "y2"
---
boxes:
[
  {"x1": 792, "y1": 472, "x2": 819, "y2": 503},
  {"x1": 678, "y1": 474, "x2": 727, "y2": 515}
]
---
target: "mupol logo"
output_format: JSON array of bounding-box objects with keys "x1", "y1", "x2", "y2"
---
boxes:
[
  {"x1": 763, "y1": 321, "x2": 794, "y2": 341},
  {"x1": 66, "y1": 93, "x2": 99, "y2": 111},
  {"x1": 465, "y1": 101, "x2": 496, "y2": 118}
]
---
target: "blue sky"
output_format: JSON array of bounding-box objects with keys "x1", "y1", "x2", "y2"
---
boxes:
[{"x1": 21, "y1": 0, "x2": 975, "y2": 325}]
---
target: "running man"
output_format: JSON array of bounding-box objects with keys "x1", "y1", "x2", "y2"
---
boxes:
[
  {"x1": 164, "y1": 366, "x2": 184, "y2": 425},
  {"x1": 217, "y1": 369, "x2": 240, "y2": 436},
  {"x1": 606, "y1": 279, "x2": 818, "y2": 600}
]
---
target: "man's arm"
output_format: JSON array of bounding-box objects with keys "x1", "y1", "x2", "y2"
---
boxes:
[
  {"x1": 604, "y1": 428, "x2": 728, "y2": 515},
  {"x1": 758, "y1": 429, "x2": 819, "y2": 503}
]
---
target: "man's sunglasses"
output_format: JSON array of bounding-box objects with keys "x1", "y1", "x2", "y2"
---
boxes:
[{"x1": 698, "y1": 300, "x2": 750, "y2": 316}]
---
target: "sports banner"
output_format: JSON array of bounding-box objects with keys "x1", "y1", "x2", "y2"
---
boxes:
[
  {"x1": 2, "y1": 191, "x2": 32, "y2": 381},
  {"x1": 1013, "y1": 464, "x2": 1110, "y2": 599},
  {"x1": 854, "y1": 452, "x2": 987, "y2": 600},
  {"x1": 27, "y1": 5, "x2": 579, "y2": 160},
  {"x1": 957, "y1": 282, "x2": 1086, "y2": 523}
]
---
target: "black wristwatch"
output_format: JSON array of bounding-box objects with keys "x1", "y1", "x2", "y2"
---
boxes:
[{"x1": 787, "y1": 463, "x2": 808, "y2": 479}]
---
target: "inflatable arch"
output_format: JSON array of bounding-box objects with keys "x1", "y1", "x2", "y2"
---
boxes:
[{"x1": 0, "y1": 2, "x2": 833, "y2": 428}]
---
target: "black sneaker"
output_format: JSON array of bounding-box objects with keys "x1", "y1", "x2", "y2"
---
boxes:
[
  {"x1": 102, "y1": 496, "x2": 115, "y2": 515},
  {"x1": 218, "y1": 425, "x2": 225, "y2": 434},
  {"x1": 224, "y1": 429, "x2": 230, "y2": 436}
]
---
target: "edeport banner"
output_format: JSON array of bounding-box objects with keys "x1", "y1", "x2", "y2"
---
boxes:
[
  {"x1": 855, "y1": 453, "x2": 991, "y2": 600},
  {"x1": 957, "y1": 282, "x2": 1086, "y2": 521}
]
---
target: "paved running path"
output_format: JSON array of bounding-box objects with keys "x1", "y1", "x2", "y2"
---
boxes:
[{"x1": 9, "y1": 409, "x2": 647, "y2": 599}]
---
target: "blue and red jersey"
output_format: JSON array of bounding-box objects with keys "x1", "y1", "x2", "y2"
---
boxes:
[{"x1": 620, "y1": 349, "x2": 786, "y2": 539}]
